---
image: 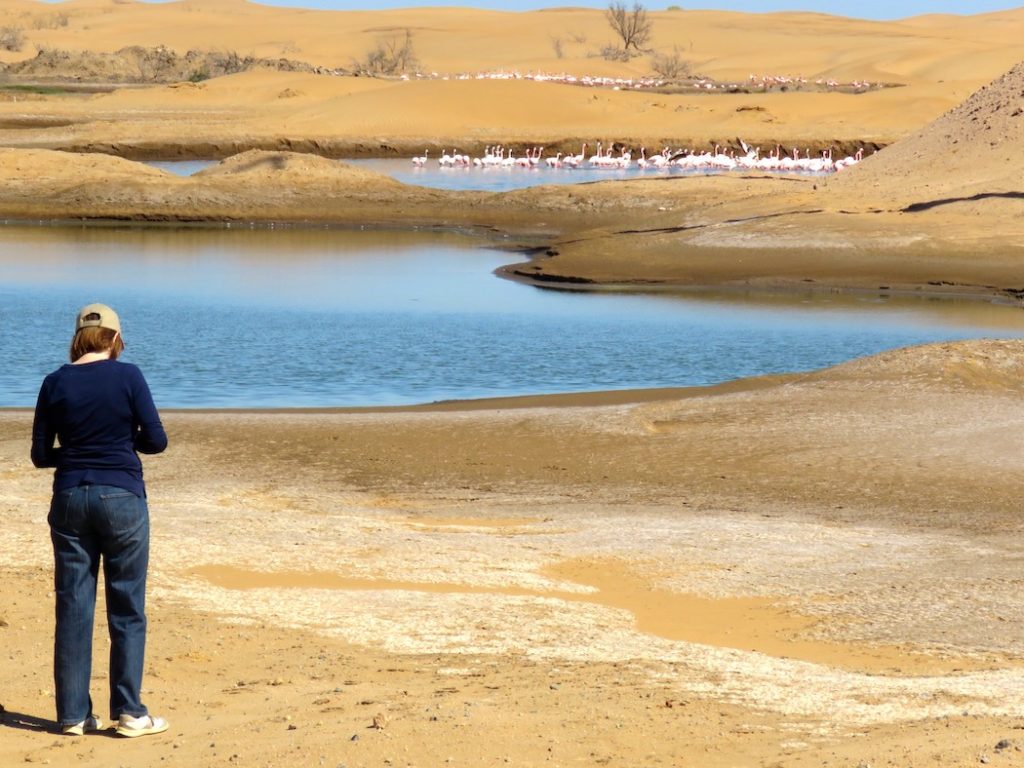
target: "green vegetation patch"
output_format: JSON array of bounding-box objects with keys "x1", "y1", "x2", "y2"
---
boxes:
[{"x1": 0, "y1": 84, "x2": 71, "y2": 95}]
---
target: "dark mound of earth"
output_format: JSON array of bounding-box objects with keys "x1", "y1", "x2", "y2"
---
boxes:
[{"x1": 828, "y1": 61, "x2": 1024, "y2": 210}]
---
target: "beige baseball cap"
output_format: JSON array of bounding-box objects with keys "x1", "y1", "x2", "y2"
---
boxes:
[{"x1": 75, "y1": 303, "x2": 122, "y2": 336}]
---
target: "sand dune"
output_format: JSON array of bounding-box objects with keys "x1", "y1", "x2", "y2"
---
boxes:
[
  {"x1": 829, "y1": 60, "x2": 1024, "y2": 208},
  {"x1": 5, "y1": 69, "x2": 937, "y2": 153},
  {"x1": 0, "y1": 1, "x2": 1022, "y2": 155},
  {"x1": 1, "y1": 2, "x2": 1021, "y2": 86},
  {"x1": 0, "y1": 64, "x2": 956, "y2": 156}
]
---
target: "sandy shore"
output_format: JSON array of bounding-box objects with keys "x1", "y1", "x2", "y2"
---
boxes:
[{"x1": 3, "y1": 340, "x2": 1024, "y2": 766}]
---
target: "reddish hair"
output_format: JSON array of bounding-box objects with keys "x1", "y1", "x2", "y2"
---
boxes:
[{"x1": 69, "y1": 327, "x2": 124, "y2": 363}]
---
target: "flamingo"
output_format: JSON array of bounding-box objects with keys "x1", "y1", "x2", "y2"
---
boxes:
[
  {"x1": 564, "y1": 142, "x2": 586, "y2": 168},
  {"x1": 482, "y1": 146, "x2": 501, "y2": 166},
  {"x1": 411, "y1": 149, "x2": 428, "y2": 166},
  {"x1": 834, "y1": 147, "x2": 864, "y2": 171}
]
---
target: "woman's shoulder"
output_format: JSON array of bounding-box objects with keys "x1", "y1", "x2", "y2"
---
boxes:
[
  {"x1": 112, "y1": 360, "x2": 146, "y2": 378},
  {"x1": 43, "y1": 363, "x2": 74, "y2": 382},
  {"x1": 113, "y1": 361, "x2": 158, "y2": 392}
]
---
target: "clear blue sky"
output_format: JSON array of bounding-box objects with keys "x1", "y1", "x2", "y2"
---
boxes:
[{"x1": 245, "y1": 0, "x2": 1023, "y2": 20}]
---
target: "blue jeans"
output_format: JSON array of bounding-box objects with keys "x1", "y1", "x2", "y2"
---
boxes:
[{"x1": 48, "y1": 484, "x2": 151, "y2": 726}]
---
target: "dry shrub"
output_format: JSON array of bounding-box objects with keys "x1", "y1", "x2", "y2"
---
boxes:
[
  {"x1": 357, "y1": 29, "x2": 419, "y2": 76},
  {"x1": 32, "y1": 13, "x2": 69, "y2": 30},
  {"x1": 598, "y1": 44, "x2": 633, "y2": 62},
  {"x1": 0, "y1": 26, "x2": 25, "y2": 52},
  {"x1": 650, "y1": 46, "x2": 690, "y2": 79}
]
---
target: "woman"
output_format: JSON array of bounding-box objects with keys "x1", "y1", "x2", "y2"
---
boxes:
[{"x1": 31, "y1": 303, "x2": 169, "y2": 738}]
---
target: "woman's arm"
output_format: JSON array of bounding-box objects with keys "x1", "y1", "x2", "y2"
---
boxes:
[
  {"x1": 30, "y1": 378, "x2": 59, "y2": 468},
  {"x1": 131, "y1": 367, "x2": 168, "y2": 455}
]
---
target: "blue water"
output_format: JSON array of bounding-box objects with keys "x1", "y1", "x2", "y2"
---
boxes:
[
  {"x1": 146, "y1": 158, "x2": 768, "y2": 192},
  {"x1": 2, "y1": 224, "x2": 1022, "y2": 408},
  {"x1": 344, "y1": 158, "x2": 726, "y2": 192},
  {"x1": 146, "y1": 160, "x2": 215, "y2": 176}
]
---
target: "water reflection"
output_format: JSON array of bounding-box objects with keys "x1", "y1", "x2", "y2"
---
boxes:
[
  {"x1": 2, "y1": 223, "x2": 1023, "y2": 408},
  {"x1": 630, "y1": 287, "x2": 1024, "y2": 332},
  {"x1": 0, "y1": 225, "x2": 514, "y2": 313}
]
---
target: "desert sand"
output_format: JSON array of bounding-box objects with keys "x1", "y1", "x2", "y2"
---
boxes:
[
  {"x1": 2, "y1": 2, "x2": 1024, "y2": 766},
  {"x1": 4, "y1": 341, "x2": 1024, "y2": 767},
  {"x1": 1, "y1": 1, "x2": 1022, "y2": 155}
]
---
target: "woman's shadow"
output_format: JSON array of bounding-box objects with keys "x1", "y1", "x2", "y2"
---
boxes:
[
  {"x1": 1, "y1": 707, "x2": 119, "y2": 738},
  {"x1": 0, "y1": 707, "x2": 55, "y2": 734}
]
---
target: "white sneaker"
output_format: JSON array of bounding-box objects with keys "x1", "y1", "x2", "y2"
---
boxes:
[
  {"x1": 115, "y1": 714, "x2": 169, "y2": 738},
  {"x1": 61, "y1": 714, "x2": 102, "y2": 736}
]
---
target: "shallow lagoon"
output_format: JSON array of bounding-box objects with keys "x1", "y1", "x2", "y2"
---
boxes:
[
  {"x1": 3, "y1": 224, "x2": 1023, "y2": 408},
  {"x1": 147, "y1": 158, "x2": 820, "y2": 193}
]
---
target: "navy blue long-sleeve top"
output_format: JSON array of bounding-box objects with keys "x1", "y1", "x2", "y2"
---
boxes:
[{"x1": 31, "y1": 360, "x2": 167, "y2": 497}]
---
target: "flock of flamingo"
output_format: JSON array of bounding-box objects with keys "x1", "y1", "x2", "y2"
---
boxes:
[
  {"x1": 411, "y1": 143, "x2": 866, "y2": 174},
  {"x1": 401, "y1": 70, "x2": 666, "y2": 89},
  {"x1": 747, "y1": 73, "x2": 878, "y2": 91},
  {"x1": 397, "y1": 70, "x2": 882, "y2": 93}
]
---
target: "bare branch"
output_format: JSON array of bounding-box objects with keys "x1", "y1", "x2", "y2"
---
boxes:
[
  {"x1": 357, "y1": 29, "x2": 419, "y2": 77},
  {"x1": 605, "y1": 2, "x2": 652, "y2": 53}
]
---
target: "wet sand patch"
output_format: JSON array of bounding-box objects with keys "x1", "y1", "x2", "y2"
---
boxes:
[
  {"x1": 191, "y1": 563, "x2": 571, "y2": 599},
  {"x1": 192, "y1": 558, "x2": 985, "y2": 676},
  {"x1": 544, "y1": 558, "x2": 992, "y2": 677}
]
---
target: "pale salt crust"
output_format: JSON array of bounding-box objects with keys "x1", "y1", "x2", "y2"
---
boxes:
[{"x1": 6, "y1": 471, "x2": 1023, "y2": 728}]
